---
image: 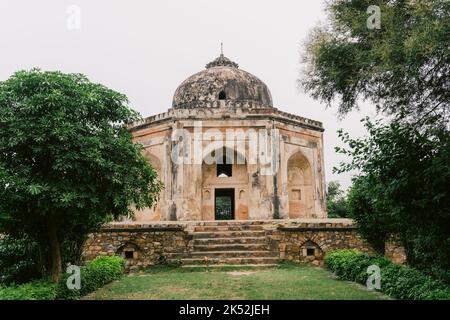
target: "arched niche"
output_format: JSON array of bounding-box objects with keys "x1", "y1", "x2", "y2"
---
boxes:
[
  {"x1": 299, "y1": 240, "x2": 324, "y2": 264},
  {"x1": 117, "y1": 242, "x2": 142, "y2": 267},
  {"x1": 287, "y1": 151, "x2": 314, "y2": 218},
  {"x1": 143, "y1": 151, "x2": 162, "y2": 176}
]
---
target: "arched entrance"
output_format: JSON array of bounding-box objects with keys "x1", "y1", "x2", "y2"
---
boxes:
[
  {"x1": 201, "y1": 147, "x2": 248, "y2": 220},
  {"x1": 287, "y1": 151, "x2": 314, "y2": 218}
]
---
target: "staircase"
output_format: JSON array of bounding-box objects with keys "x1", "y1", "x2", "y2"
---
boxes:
[{"x1": 167, "y1": 221, "x2": 280, "y2": 267}]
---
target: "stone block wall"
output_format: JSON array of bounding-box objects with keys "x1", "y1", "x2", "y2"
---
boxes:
[
  {"x1": 83, "y1": 223, "x2": 192, "y2": 271},
  {"x1": 83, "y1": 219, "x2": 405, "y2": 270},
  {"x1": 263, "y1": 220, "x2": 374, "y2": 266},
  {"x1": 384, "y1": 236, "x2": 407, "y2": 264}
]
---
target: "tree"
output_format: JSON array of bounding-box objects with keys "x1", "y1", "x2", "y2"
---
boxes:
[
  {"x1": 300, "y1": 0, "x2": 450, "y2": 282},
  {"x1": 301, "y1": 0, "x2": 449, "y2": 126},
  {"x1": 336, "y1": 119, "x2": 450, "y2": 281},
  {"x1": 326, "y1": 181, "x2": 349, "y2": 218},
  {"x1": 346, "y1": 175, "x2": 392, "y2": 255},
  {"x1": 0, "y1": 69, "x2": 162, "y2": 282}
]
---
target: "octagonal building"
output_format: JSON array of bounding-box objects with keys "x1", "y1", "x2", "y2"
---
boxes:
[{"x1": 128, "y1": 54, "x2": 327, "y2": 221}]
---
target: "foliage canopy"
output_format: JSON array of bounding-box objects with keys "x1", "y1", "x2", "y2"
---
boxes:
[
  {"x1": 301, "y1": 0, "x2": 449, "y2": 125},
  {"x1": 0, "y1": 69, "x2": 162, "y2": 281}
]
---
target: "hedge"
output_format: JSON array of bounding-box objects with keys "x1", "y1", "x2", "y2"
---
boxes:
[
  {"x1": 56, "y1": 255, "x2": 125, "y2": 299},
  {"x1": 0, "y1": 255, "x2": 125, "y2": 300},
  {"x1": 0, "y1": 279, "x2": 57, "y2": 300},
  {"x1": 0, "y1": 234, "x2": 41, "y2": 285},
  {"x1": 325, "y1": 250, "x2": 450, "y2": 300}
]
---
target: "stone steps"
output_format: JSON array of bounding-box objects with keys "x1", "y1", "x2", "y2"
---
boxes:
[
  {"x1": 180, "y1": 264, "x2": 278, "y2": 269},
  {"x1": 172, "y1": 222, "x2": 279, "y2": 268},
  {"x1": 171, "y1": 257, "x2": 280, "y2": 266},
  {"x1": 193, "y1": 243, "x2": 268, "y2": 252},
  {"x1": 193, "y1": 230, "x2": 266, "y2": 239},
  {"x1": 167, "y1": 250, "x2": 278, "y2": 259},
  {"x1": 193, "y1": 237, "x2": 266, "y2": 245}
]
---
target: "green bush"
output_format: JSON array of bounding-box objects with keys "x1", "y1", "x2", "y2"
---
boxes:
[
  {"x1": 0, "y1": 234, "x2": 41, "y2": 285},
  {"x1": 325, "y1": 250, "x2": 450, "y2": 300},
  {"x1": 0, "y1": 255, "x2": 125, "y2": 300},
  {"x1": 0, "y1": 279, "x2": 56, "y2": 300},
  {"x1": 57, "y1": 255, "x2": 125, "y2": 299}
]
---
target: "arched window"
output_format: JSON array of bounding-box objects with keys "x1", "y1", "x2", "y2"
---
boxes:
[
  {"x1": 300, "y1": 240, "x2": 324, "y2": 262},
  {"x1": 217, "y1": 157, "x2": 232, "y2": 177},
  {"x1": 117, "y1": 242, "x2": 141, "y2": 262},
  {"x1": 218, "y1": 90, "x2": 226, "y2": 100},
  {"x1": 217, "y1": 149, "x2": 232, "y2": 177}
]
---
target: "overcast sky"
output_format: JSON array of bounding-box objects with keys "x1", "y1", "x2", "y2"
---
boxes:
[{"x1": 0, "y1": 0, "x2": 378, "y2": 190}]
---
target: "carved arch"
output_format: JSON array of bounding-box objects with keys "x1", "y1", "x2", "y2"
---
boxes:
[{"x1": 287, "y1": 151, "x2": 314, "y2": 218}]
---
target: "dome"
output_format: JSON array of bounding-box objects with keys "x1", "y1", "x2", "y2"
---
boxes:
[{"x1": 172, "y1": 54, "x2": 273, "y2": 109}]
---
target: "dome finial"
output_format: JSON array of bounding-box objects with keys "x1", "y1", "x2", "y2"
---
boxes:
[{"x1": 205, "y1": 46, "x2": 239, "y2": 69}]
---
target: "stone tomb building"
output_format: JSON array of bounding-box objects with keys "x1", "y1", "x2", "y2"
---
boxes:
[
  {"x1": 84, "y1": 54, "x2": 406, "y2": 268},
  {"x1": 129, "y1": 54, "x2": 327, "y2": 222}
]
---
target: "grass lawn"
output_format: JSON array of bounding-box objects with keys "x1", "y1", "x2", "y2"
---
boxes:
[{"x1": 84, "y1": 263, "x2": 389, "y2": 300}]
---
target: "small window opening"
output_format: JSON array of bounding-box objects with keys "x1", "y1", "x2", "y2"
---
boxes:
[
  {"x1": 217, "y1": 152, "x2": 232, "y2": 178},
  {"x1": 217, "y1": 163, "x2": 232, "y2": 177},
  {"x1": 124, "y1": 251, "x2": 134, "y2": 259},
  {"x1": 218, "y1": 91, "x2": 226, "y2": 100},
  {"x1": 306, "y1": 248, "x2": 315, "y2": 256}
]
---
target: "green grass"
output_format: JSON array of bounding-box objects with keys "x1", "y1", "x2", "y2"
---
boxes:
[{"x1": 84, "y1": 262, "x2": 390, "y2": 300}]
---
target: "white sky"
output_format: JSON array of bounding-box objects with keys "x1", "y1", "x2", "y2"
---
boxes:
[{"x1": 0, "y1": 0, "x2": 378, "y2": 191}]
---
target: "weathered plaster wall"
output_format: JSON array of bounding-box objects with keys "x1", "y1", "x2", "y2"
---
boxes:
[{"x1": 127, "y1": 107, "x2": 327, "y2": 222}]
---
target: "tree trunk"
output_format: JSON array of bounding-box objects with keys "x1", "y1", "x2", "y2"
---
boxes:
[
  {"x1": 47, "y1": 218, "x2": 62, "y2": 283},
  {"x1": 38, "y1": 240, "x2": 48, "y2": 278}
]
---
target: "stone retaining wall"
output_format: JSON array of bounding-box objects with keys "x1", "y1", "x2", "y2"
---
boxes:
[
  {"x1": 384, "y1": 236, "x2": 407, "y2": 264},
  {"x1": 263, "y1": 221, "x2": 374, "y2": 266},
  {"x1": 83, "y1": 224, "x2": 193, "y2": 271},
  {"x1": 83, "y1": 219, "x2": 405, "y2": 270}
]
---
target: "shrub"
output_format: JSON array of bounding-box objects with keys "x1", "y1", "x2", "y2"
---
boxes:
[
  {"x1": 0, "y1": 255, "x2": 124, "y2": 300},
  {"x1": 56, "y1": 255, "x2": 125, "y2": 300},
  {"x1": 325, "y1": 250, "x2": 450, "y2": 300},
  {"x1": 339, "y1": 122, "x2": 450, "y2": 281},
  {"x1": 0, "y1": 234, "x2": 41, "y2": 285},
  {"x1": 0, "y1": 279, "x2": 56, "y2": 300}
]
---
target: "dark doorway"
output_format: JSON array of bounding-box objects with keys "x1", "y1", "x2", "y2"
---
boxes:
[{"x1": 215, "y1": 188, "x2": 234, "y2": 220}]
